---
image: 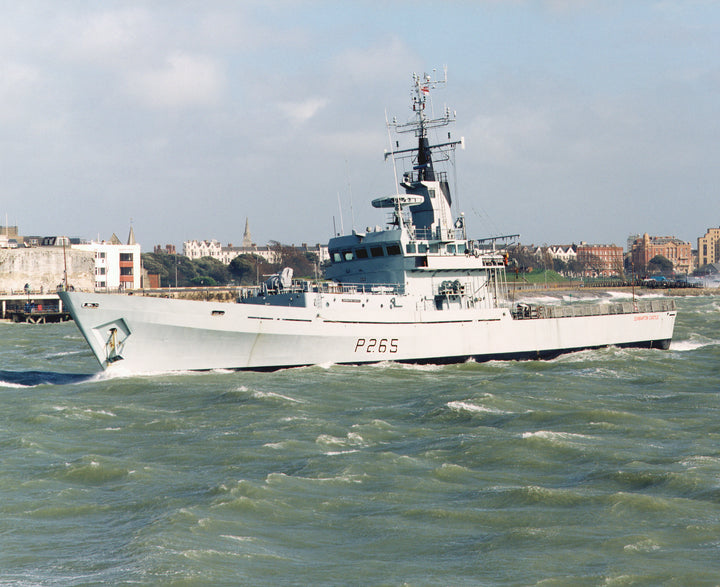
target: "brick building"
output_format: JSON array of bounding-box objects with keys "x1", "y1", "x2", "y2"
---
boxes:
[
  {"x1": 576, "y1": 243, "x2": 624, "y2": 277},
  {"x1": 630, "y1": 233, "x2": 692, "y2": 275}
]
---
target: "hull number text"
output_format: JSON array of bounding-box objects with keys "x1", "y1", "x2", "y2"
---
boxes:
[{"x1": 354, "y1": 338, "x2": 398, "y2": 353}]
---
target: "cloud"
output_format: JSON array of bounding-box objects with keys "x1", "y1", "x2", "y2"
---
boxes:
[
  {"x1": 125, "y1": 52, "x2": 226, "y2": 109},
  {"x1": 0, "y1": 62, "x2": 40, "y2": 103},
  {"x1": 70, "y1": 8, "x2": 153, "y2": 62},
  {"x1": 277, "y1": 97, "x2": 328, "y2": 125},
  {"x1": 330, "y1": 36, "x2": 419, "y2": 85}
]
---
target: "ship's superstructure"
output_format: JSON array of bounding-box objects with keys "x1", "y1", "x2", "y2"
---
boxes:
[{"x1": 60, "y1": 71, "x2": 676, "y2": 373}]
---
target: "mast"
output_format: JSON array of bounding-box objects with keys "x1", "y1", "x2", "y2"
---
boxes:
[
  {"x1": 384, "y1": 69, "x2": 464, "y2": 239},
  {"x1": 385, "y1": 70, "x2": 460, "y2": 173}
]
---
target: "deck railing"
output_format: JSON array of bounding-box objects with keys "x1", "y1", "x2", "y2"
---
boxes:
[
  {"x1": 512, "y1": 298, "x2": 676, "y2": 320},
  {"x1": 262, "y1": 281, "x2": 406, "y2": 297}
]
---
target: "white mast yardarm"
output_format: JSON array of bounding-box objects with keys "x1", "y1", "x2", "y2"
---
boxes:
[{"x1": 59, "y1": 70, "x2": 676, "y2": 373}]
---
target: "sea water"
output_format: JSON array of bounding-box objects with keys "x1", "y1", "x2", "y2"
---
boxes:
[{"x1": 1, "y1": 294, "x2": 719, "y2": 586}]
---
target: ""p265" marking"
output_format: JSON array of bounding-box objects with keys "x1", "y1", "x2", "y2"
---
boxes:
[{"x1": 354, "y1": 338, "x2": 398, "y2": 353}]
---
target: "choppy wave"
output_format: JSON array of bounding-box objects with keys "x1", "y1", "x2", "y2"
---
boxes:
[
  {"x1": 670, "y1": 336, "x2": 720, "y2": 351},
  {"x1": 521, "y1": 430, "x2": 593, "y2": 443},
  {"x1": 251, "y1": 390, "x2": 303, "y2": 403},
  {"x1": 2, "y1": 298, "x2": 720, "y2": 585},
  {"x1": 447, "y1": 399, "x2": 510, "y2": 415},
  {"x1": 0, "y1": 369, "x2": 95, "y2": 387}
]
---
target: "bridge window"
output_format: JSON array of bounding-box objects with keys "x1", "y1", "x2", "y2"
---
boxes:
[
  {"x1": 331, "y1": 251, "x2": 342, "y2": 263},
  {"x1": 355, "y1": 248, "x2": 369, "y2": 259},
  {"x1": 386, "y1": 244, "x2": 401, "y2": 256},
  {"x1": 370, "y1": 246, "x2": 384, "y2": 257},
  {"x1": 343, "y1": 250, "x2": 354, "y2": 261}
]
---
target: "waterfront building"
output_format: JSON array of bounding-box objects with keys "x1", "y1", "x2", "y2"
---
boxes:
[
  {"x1": 630, "y1": 233, "x2": 693, "y2": 275},
  {"x1": 182, "y1": 239, "x2": 222, "y2": 260},
  {"x1": 544, "y1": 245, "x2": 577, "y2": 264},
  {"x1": 73, "y1": 228, "x2": 142, "y2": 291},
  {"x1": 183, "y1": 239, "x2": 329, "y2": 265},
  {"x1": 576, "y1": 243, "x2": 624, "y2": 277},
  {"x1": 698, "y1": 227, "x2": 720, "y2": 267}
]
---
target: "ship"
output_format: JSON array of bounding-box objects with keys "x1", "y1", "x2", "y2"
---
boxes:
[{"x1": 60, "y1": 71, "x2": 676, "y2": 373}]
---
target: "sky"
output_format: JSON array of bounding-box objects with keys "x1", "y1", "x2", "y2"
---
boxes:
[{"x1": 1, "y1": 1, "x2": 719, "y2": 250}]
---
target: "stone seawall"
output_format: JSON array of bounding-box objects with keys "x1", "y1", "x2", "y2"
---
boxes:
[{"x1": 0, "y1": 248, "x2": 95, "y2": 293}]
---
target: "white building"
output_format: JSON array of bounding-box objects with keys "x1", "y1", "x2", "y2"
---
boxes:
[
  {"x1": 183, "y1": 218, "x2": 329, "y2": 265},
  {"x1": 73, "y1": 228, "x2": 142, "y2": 290},
  {"x1": 545, "y1": 245, "x2": 577, "y2": 263},
  {"x1": 183, "y1": 239, "x2": 328, "y2": 265},
  {"x1": 183, "y1": 239, "x2": 222, "y2": 260}
]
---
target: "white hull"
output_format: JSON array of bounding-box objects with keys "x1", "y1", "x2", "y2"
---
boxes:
[{"x1": 60, "y1": 291, "x2": 676, "y2": 373}]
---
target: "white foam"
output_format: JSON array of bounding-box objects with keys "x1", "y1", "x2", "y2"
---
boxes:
[
  {"x1": 671, "y1": 339, "x2": 719, "y2": 351},
  {"x1": 521, "y1": 430, "x2": 592, "y2": 442},
  {"x1": 0, "y1": 380, "x2": 31, "y2": 389},
  {"x1": 447, "y1": 400, "x2": 508, "y2": 415},
  {"x1": 252, "y1": 390, "x2": 302, "y2": 403},
  {"x1": 316, "y1": 432, "x2": 365, "y2": 447}
]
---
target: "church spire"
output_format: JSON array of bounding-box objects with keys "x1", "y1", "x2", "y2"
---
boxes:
[{"x1": 242, "y1": 217, "x2": 252, "y2": 247}]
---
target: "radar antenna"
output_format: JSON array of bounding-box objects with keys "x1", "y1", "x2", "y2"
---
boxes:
[{"x1": 385, "y1": 67, "x2": 463, "y2": 182}]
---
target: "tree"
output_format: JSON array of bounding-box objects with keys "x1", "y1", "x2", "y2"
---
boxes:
[
  {"x1": 228, "y1": 254, "x2": 267, "y2": 285},
  {"x1": 567, "y1": 259, "x2": 585, "y2": 277},
  {"x1": 194, "y1": 257, "x2": 231, "y2": 285},
  {"x1": 141, "y1": 244, "x2": 321, "y2": 289},
  {"x1": 265, "y1": 242, "x2": 318, "y2": 278},
  {"x1": 189, "y1": 276, "x2": 217, "y2": 287},
  {"x1": 141, "y1": 252, "x2": 218, "y2": 287},
  {"x1": 506, "y1": 246, "x2": 537, "y2": 273},
  {"x1": 648, "y1": 254, "x2": 673, "y2": 275},
  {"x1": 552, "y1": 258, "x2": 568, "y2": 275},
  {"x1": 580, "y1": 253, "x2": 604, "y2": 277}
]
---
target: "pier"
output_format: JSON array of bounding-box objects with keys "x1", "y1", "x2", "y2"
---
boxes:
[{"x1": 0, "y1": 293, "x2": 71, "y2": 323}]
